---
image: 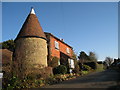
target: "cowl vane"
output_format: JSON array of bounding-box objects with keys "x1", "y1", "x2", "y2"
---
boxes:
[{"x1": 30, "y1": 7, "x2": 35, "y2": 14}]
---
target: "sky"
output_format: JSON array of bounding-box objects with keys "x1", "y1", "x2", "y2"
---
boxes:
[{"x1": 2, "y1": 2, "x2": 118, "y2": 61}]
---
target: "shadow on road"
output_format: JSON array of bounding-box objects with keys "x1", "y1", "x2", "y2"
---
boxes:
[{"x1": 107, "y1": 85, "x2": 120, "y2": 90}]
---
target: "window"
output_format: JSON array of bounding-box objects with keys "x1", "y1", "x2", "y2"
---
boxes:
[
  {"x1": 68, "y1": 59, "x2": 75, "y2": 69},
  {"x1": 66, "y1": 47, "x2": 70, "y2": 54},
  {"x1": 58, "y1": 60, "x2": 60, "y2": 65},
  {"x1": 54, "y1": 41, "x2": 59, "y2": 49}
]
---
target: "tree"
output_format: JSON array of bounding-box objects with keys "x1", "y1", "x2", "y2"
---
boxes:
[
  {"x1": 0, "y1": 39, "x2": 15, "y2": 52},
  {"x1": 50, "y1": 56, "x2": 59, "y2": 68},
  {"x1": 104, "y1": 57, "x2": 113, "y2": 67},
  {"x1": 72, "y1": 51, "x2": 77, "y2": 61},
  {"x1": 89, "y1": 52, "x2": 97, "y2": 62},
  {"x1": 78, "y1": 51, "x2": 98, "y2": 70},
  {"x1": 72, "y1": 51, "x2": 80, "y2": 73},
  {"x1": 72, "y1": 50, "x2": 78, "y2": 67},
  {"x1": 78, "y1": 51, "x2": 89, "y2": 63}
]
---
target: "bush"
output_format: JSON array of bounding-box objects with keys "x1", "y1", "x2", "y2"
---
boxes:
[
  {"x1": 81, "y1": 71, "x2": 89, "y2": 75},
  {"x1": 73, "y1": 65, "x2": 80, "y2": 73},
  {"x1": 84, "y1": 62, "x2": 97, "y2": 69},
  {"x1": 27, "y1": 67, "x2": 53, "y2": 79},
  {"x1": 1, "y1": 39, "x2": 15, "y2": 52},
  {"x1": 3, "y1": 75, "x2": 22, "y2": 89},
  {"x1": 50, "y1": 57, "x2": 59, "y2": 68},
  {"x1": 53, "y1": 65, "x2": 67, "y2": 74},
  {"x1": 82, "y1": 65, "x2": 92, "y2": 71}
]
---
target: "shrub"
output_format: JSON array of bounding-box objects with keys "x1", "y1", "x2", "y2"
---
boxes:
[
  {"x1": 73, "y1": 65, "x2": 80, "y2": 73},
  {"x1": 39, "y1": 67, "x2": 53, "y2": 79},
  {"x1": 82, "y1": 65, "x2": 92, "y2": 71},
  {"x1": 1, "y1": 39, "x2": 15, "y2": 52},
  {"x1": 50, "y1": 57, "x2": 59, "y2": 68},
  {"x1": 3, "y1": 75, "x2": 21, "y2": 89},
  {"x1": 53, "y1": 65, "x2": 67, "y2": 74},
  {"x1": 84, "y1": 62, "x2": 97, "y2": 69},
  {"x1": 46, "y1": 76, "x2": 58, "y2": 84},
  {"x1": 81, "y1": 71, "x2": 89, "y2": 75}
]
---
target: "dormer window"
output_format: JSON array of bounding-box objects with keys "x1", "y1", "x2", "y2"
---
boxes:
[
  {"x1": 66, "y1": 47, "x2": 70, "y2": 54},
  {"x1": 55, "y1": 41, "x2": 59, "y2": 50}
]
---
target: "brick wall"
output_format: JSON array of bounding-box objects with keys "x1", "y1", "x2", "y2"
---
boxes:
[{"x1": 50, "y1": 35, "x2": 73, "y2": 59}]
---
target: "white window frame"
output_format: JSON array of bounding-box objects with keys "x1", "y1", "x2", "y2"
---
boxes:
[
  {"x1": 58, "y1": 60, "x2": 60, "y2": 65},
  {"x1": 68, "y1": 59, "x2": 75, "y2": 69},
  {"x1": 66, "y1": 47, "x2": 70, "y2": 54},
  {"x1": 54, "y1": 41, "x2": 59, "y2": 50}
]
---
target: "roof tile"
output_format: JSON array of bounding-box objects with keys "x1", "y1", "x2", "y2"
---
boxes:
[{"x1": 15, "y1": 9, "x2": 46, "y2": 40}]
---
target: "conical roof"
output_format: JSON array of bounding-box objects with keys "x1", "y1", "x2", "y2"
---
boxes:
[{"x1": 15, "y1": 7, "x2": 46, "y2": 41}]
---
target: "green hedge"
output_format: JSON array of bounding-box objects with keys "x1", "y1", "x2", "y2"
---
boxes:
[
  {"x1": 53, "y1": 65, "x2": 67, "y2": 74},
  {"x1": 84, "y1": 62, "x2": 97, "y2": 69},
  {"x1": 82, "y1": 65, "x2": 92, "y2": 71}
]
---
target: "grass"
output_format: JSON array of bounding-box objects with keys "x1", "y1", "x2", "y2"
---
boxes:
[
  {"x1": 95, "y1": 64, "x2": 104, "y2": 72},
  {"x1": 81, "y1": 71, "x2": 89, "y2": 75}
]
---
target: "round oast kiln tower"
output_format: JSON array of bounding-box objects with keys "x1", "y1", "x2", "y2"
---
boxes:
[{"x1": 13, "y1": 8, "x2": 48, "y2": 77}]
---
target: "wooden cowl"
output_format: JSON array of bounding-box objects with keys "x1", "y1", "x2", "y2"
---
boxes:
[{"x1": 13, "y1": 9, "x2": 48, "y2": 78}]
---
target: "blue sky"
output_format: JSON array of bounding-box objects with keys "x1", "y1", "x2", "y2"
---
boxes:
[{"x1": 2, "y1": 2, "x2": 118, "y2": 60}]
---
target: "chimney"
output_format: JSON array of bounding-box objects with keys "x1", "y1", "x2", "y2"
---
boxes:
[{"x1": 60, "y1": 38, "x2": 64, "y2": 42}]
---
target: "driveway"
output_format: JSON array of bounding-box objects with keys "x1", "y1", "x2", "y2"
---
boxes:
[{"x1": 43, "y1": 69, "x2": 120, "y2": 89}]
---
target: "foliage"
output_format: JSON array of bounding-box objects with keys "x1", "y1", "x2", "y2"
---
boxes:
[
  {"x1": 3, "y1": 75, "x2": 22, "y2": 89},
  {"x1": 78, "y1": 51, "x2": 89, "y2": 63},
  {"x1": 95, "y1": 63, "x2": 104, "y2": 72},
  {"x1": 84, "y1": 62, "x2": 97, "y2": 70},
  {"x1": 50, "y1": 57, "x2": 59, "y2": 68},
  {"x1": 3, "y1": 75, "x2": 46, "y2": 89},
  {"x1": 78, "y1": 51, "x2": 98, "y2": 71},
  {"x1": 78, "y1": 51, "x2": 98, "y2": 63},
  {"x1": 82, "y1": 64, "x2": 92, "y2": 71},
  {"x1": 81, "y1": 71, "x2": 89, "y2": 75},
  {"x1": 104, "y1": 57, "x2": 113, "y2": 67},
  {"x1": 26, "y1": 73, "x2": 41, "y2": 80},
  {"x1": 46, "y1": 73, "x2": 81, "y2": 85},
  {"x1": 73, "y1": 65, "x2": 80, "y2": 73},
  {"x1": 1, "y1": 39, "x2": 15, "y2": 52},
  {"x1": 3, "y1": 66, "x2": 101, "y2": 89},
  {"x1": 72, "y1": 51, "x2": 80, "y2": 73},
  {"x1": 3, "y1": 73, "x2": 82, "y2": 89},
  {"x1": 88, "y1": 52, "x2": 97, "y2": 61},
  {"x1": 72, "y1": 50, "x2": 77, "y2": 61},
  {"x1": 53, "y1": 65, "x2": 67, "y2": 74}
]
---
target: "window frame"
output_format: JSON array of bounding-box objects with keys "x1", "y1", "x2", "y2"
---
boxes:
[
  {"x1": 66, "y1": 47, "x2": 70, "y2": 54},
  {"x1": 54, "y1": 41, "x2": 59, "y2": 50}
]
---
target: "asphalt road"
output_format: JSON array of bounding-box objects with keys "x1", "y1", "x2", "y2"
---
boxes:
[{"x1": 43, "y1": 69, "x2": 120, "y2": 89}]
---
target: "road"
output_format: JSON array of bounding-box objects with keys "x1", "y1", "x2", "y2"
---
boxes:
[{"x1": 43, "y1": 69, "x2": 120, "y2": 89}]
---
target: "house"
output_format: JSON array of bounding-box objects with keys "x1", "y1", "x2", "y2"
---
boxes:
[
  {"x1": 2, "y1": 8, "x2": 75, "y2": 75},
  {"x1": 45, "y1": 32, "x2": 75, "y2": 72}
]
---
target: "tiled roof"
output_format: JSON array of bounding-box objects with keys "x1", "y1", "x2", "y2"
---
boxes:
[
  {"x1": 1, "y1": 49, "x2": 13, "y2": 65},
  {"x1": 15, "y1": 8, "x2": 46, "y2": 41},
  {"x1": 45, "y1": 32, "x2": 73, "y2": 49}
]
